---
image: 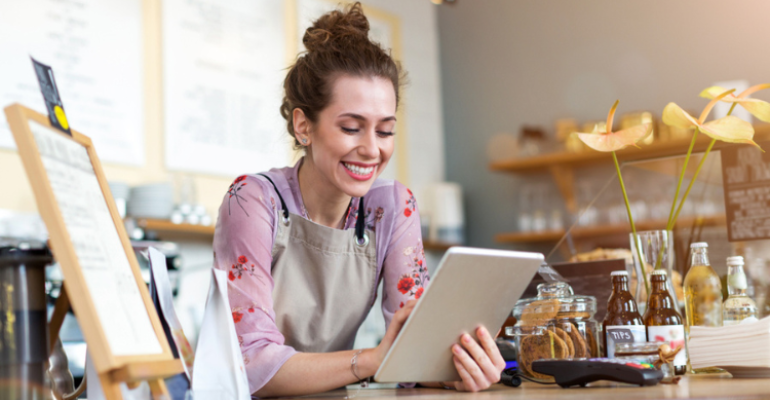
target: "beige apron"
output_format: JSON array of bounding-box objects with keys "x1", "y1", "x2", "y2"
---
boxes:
[{"x1": 260, "y1": 174, "x2": 378, "y2": 353}]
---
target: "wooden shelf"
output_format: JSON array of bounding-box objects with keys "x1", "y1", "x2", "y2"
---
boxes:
[
  {"x1": 495, "y1": 215, "x2": 726, "y2": 244},
  {"x1": 135, "y1": 218, "x2": 215, "y2": 236},
  {"x1": 490, "y1": 125, "x2": 770, "y2": 173},
  {"x1": 489, "y1": 125, "x2": 770, "y2": 215}
]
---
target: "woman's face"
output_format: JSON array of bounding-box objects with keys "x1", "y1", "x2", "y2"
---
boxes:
[{"x1": 302, "y1": 74, "x2": 396, "y2": 198}]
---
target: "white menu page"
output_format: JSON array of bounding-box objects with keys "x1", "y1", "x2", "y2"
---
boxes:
[
  {"x1": 163, "y1": 0, "x2": 289, "y2": 176},
  {"x1": 0, "y1": 0, "x2": 144, "y2": 166},
  {"x1": 30, "y1": 120, "x2": 161, "y2": 356}
]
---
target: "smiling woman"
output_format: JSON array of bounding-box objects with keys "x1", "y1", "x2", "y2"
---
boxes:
[{"x1": 212, "y1": 2, "x2": 504, "y2": 398}]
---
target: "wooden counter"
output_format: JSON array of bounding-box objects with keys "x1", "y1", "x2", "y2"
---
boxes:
[{"x1": 298, "y1": 375, "x2": 770, "y2": 400}]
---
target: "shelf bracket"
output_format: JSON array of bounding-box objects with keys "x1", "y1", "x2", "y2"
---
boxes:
[{"x1": 549, "y1": 165, "x2": 577, "y2": 214}]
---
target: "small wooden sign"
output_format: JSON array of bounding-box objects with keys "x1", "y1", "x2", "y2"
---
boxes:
[
  {"x1": 3, "y1": 104, "x2": 182, "y2": 399},
  {"x1": 720, "y1": 141, "x2": 770, "y2": 242}
]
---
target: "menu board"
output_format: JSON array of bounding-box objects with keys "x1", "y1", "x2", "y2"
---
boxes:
[
  {"x1": 29, "y1": 119, "x2": 161, "y2": 356},
  {"x1": 162, "y1": 0, "x2": 289, "y2": 176},
  {"x1": 721, "y1": 141, "x2": 770, "y2": 242},
  {"x1": 0, "y1": 0, "x2": 145, "y2": 166}
]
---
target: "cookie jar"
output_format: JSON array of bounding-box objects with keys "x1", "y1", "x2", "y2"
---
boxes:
[{"x1": 509, "y1": 282, "x2": 599, "y2": 383}]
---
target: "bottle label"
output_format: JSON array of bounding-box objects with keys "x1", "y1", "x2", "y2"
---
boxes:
[
  {"x1": 605, "y1": 325, "x2": 646, "y2": 358},
  {"x1": 647, "y1": 325, "x2": 686, "y2": 368}
]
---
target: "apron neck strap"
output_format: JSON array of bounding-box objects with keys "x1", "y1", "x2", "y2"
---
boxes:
[
  {"x1": 355, "y1": 196, "x2": 366, "y2": 242},
  {"x1": 259, "y1": 173, "x2": 367, "y2": 243},
  {"x1": 258, "y1": 174, "x2": 289, "y2": 222}
]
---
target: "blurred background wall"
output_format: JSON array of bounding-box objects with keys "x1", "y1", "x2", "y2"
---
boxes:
[{"x1": 438, "y1": 0, "x2": 770, "y2": 251}]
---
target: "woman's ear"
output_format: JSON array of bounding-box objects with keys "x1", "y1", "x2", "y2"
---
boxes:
[{"x1": 293, "y1": 108, "x2": 311, "y2": 146}]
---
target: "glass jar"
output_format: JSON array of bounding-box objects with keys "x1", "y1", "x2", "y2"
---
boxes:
[{"x1": 510, "y1": 282, "x2": 599, "y2": 383}]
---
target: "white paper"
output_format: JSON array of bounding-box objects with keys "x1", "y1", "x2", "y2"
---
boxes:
[
  {"x1": 0, "y1": 1, "x2": 145, "y2": 166},
  {"x1": 30, "y1": 120, "x2": 161, "y2": 356},
  {"x1": 149, "y1": 247, "x2": 194, "y2": 379},
  {"x1": 163, "y1": 0, "x2": 289, "y2": 176},
  {"x1": 192, "y1": 269, "x2": 250, "y2": 399}
]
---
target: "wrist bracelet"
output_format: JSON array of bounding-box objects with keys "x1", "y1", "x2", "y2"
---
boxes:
[{"x1": 350, "y1": 350, "x2": 368, "y2": 387}]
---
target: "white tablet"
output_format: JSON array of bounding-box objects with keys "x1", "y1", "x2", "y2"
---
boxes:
[{"x1": 374, "y1": 247, "x2": 543, "y2": 383}]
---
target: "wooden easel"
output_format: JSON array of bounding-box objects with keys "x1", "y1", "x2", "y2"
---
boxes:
[{"x1": 4, "y1": 104, "x2": 183, "y2": 399}]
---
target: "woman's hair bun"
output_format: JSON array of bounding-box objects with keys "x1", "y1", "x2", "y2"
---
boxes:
[{"x1": 303, "y1": 2, "x2": 370, "y2": 52}]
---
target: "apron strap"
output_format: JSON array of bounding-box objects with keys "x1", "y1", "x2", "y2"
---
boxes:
[
  {"x1": 259, "y1": 173, "x2": 368, "y2": 244},
  {"x1": 258, "y1": 174, "x2": 290, "y2": 223},
  {"x1": 355, "y1": 197, "x2": 367, "y2": 244}
]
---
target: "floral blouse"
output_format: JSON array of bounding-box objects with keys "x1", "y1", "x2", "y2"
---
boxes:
[{"x1": 212, "y1": 159, "x2": 428, "y2": 393}]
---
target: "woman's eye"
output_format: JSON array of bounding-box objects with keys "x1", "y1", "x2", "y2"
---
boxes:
[
  {"x1": 341, "y1": 127, "x2": 359, "y2": 133},
  {"x1": 377, "y1": 131, "x2": 395, "y2": 137}
]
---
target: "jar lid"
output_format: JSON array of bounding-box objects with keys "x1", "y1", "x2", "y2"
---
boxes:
[
  {"x1": 610, "y1": 270, "x2": 629, "y2": 276},
  {"x1": 726, "y1": 256, "x2": 744, "y2": 266},
  {"x1": 690, "y1": 242, "x2": 708, "y2": 248},
  {"x1": 651, "y1": 269, "x2": 667, "y2": 276},
  {"x1": 512, "y1": 281, "x2": 597, "y2": 320}
]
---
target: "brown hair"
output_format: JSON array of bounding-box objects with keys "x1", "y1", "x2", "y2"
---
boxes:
[{"x1": 280, "y1": 2, "x2": 405, "y2": 147}]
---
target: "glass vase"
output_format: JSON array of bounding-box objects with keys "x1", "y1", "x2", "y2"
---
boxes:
[{"x1": 629, "y1": 230, "x2": 679, "y2": 312}]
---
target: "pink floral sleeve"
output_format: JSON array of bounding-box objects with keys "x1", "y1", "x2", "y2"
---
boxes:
[
  {"x1": 213, "y1": 175, "x2": 297, "y2": 394},
  {"x1": 380, "y1": 183, "x2": 430, "y2": 328}
]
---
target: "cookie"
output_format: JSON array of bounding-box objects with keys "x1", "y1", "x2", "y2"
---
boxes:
[
  {"x1": 565, "y1": 323, "x2": 588, "y2": 358},
  {"x1": 553, "y1": 327, "x2": 574, "y2": 358},
  {"x1": 520, "y1": 299, "x2": 560, "y2": 325},
  {"x1": 585, "y1": 328, "x2": 598, "y2": 357},
  {"x1": 519, "y1": 331, "x2": 568, "y2": 381}
]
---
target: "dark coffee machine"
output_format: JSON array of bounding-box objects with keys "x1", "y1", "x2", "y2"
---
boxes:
[{"x1": 0, "y1": 240, "x2": 53, "y2": 400}]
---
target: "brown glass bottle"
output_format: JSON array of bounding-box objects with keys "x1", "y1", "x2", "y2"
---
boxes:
[
  {"x1": 644, "y1": 270, "x2": 686, "y2": 375},
  {"x1": 603, "y1": 270, "x2": 645, "y2": 358}
]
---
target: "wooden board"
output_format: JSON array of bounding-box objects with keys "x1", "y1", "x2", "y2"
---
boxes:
[{"x1": 3, "y1": 104, "x2": 181, "y2": 391}]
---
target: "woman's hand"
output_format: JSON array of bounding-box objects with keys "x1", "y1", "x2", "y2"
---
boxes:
[
  {"x1": 450, "y1": 326, "x2": 506, "y2": 392},
  {"x1": 372, "y1": 300, "x2": 417, "y2": 367}
]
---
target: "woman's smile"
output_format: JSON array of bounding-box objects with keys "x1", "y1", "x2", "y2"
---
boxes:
[{"x1": 341, "y1": 161, "x2": 377, "y2": 181}]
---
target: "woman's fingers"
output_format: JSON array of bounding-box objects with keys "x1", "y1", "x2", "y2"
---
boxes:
[
  {"x1": 458, "y1": 333, "x2": 500, "y2": 384},
  {"x1": 453, "y1": 343, "x2": 491, "y2": 389},
  {"x1": 452, "y1": 356, "x2": 478, "y2": 392},
  {"x1": 477, "y1": 326, "x2": 506, "y2": 371}
]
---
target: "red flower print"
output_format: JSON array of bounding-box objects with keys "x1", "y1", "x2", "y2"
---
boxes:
[
  {"x1": 248, "y1": 307, "x2": 255, "y2": 313},
  {"x1": 232, "y1": 311, "x2": 243, "y2": 323},
  {"x1": 407, "y1": 188, "x2": 413, "y2": 195},
  {"x1": 398, "y1": 276, "x2": 415, "y2": 294},
  {"x1": 231, "y1": 255, "x2": 263, "y2": 283},
  {"x1": 227, "y1": 176, "x2": 250, "y2": 216},
  {"x1": 415, "y1": 287, "x2": 424, "y2": 299},
  {"x1": 404, "y1": 208, "x2": 412, "y2": 217},
  {"x1": 400, "y1": 302, "x2": 404, "y2": 308}
]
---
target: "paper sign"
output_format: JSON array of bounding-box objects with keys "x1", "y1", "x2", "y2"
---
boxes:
[
  {"x1": 720, "y1": 142, "x2": 770, "y2": 242},
  {"x1": 31, "y1": 57, "x2": 70, "y2": 135}
]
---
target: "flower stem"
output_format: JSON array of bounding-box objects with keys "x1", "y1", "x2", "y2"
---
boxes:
[
  {"x1": 613, "y1": 151, "x2": 650, "y2": 296},
  {"x1": 667, "y1": 102, "x2": 736, "y2": 230},
  {"x1": 668, "y1": 139, "x2": 717, "y2": 230},
  {"x1": 667, "y1": 128, "x2": 700, "y2": 228}
]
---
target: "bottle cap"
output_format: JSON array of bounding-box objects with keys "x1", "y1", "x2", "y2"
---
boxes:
[
  {"x1": 726, "y1": 256, "x2": 745, "y2": 266},
  {"x1": 610, "y1": 270, "x2": 629, "y2": 277},
  {"x1": 690, "y1": 242, "x2": 708, "y2": 249},
  {"x1": 651, "y1": 269, "x2": 667, "y2": 276}
]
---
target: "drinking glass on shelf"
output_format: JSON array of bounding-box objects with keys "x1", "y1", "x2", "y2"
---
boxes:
[{"x1": 518, "y1": 184, "x2": 533, "y2": 232}]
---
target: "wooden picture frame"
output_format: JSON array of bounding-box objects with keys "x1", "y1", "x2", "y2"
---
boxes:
[{"x1": 4, "y1": 104, "x2": 181, "y2": 399}]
